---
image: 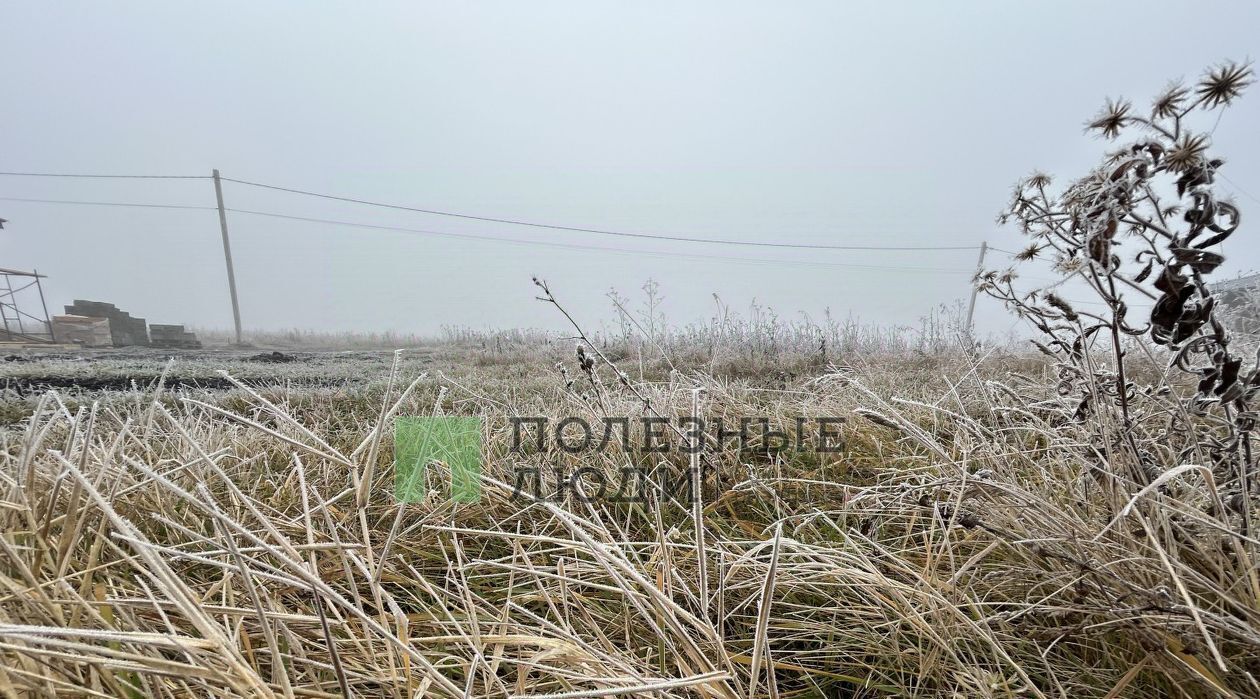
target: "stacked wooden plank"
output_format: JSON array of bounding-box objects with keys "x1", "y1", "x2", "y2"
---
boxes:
[
  {"x1": 1215, "y1": 274, "x2": 1260, "y2": 338},
  {"x1": 51, "y1": 315, "x2": 113, "y2": 347},
  {"x1": 149, "y1": 324, "x2": 202, "y2": 349},
  {"x1": 64, "y1": 300, "x2": 149, "y2": 346}
]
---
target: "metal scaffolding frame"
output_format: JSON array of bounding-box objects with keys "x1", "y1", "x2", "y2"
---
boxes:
[{"x1": 0, "y1": 267, "x2": 54, "y2": 343}]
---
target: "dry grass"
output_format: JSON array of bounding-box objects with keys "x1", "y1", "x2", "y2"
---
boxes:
[{"x1": 0, "y1": 341, "x2": 1256, "y2": 698}]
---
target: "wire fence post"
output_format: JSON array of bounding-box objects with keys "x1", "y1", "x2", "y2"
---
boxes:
[
  {"x1": 212, "y1": 169, "x2": 243, "y2": 345},
  {"x1": 966, "y1": 241, "x2": 988, "y2": 332}
]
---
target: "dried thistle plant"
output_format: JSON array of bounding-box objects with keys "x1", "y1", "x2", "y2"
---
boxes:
[{"x1": 984, "y1": 60, "x2": 1257, "y2": 495}]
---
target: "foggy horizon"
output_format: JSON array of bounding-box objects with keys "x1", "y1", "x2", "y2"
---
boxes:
[{"x1": 4, "y1": 2, "x2": 1259, "y2": 338}]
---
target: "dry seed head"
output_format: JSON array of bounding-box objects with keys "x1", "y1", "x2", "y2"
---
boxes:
[
  {"x1": 1045, "y1": 293, "x2": 1079, "y2": 321},
  {"x1": 1152, "y1": 80, "x2": 1190, "y2": 118},
  {"x1": 1165, "y1": 133, "x2": 1212, "y2": 173},
  {"x1": 1196, "y1": 61, "x2": 1253, "y2": 109},
  {"x1": 1053, "y1": 256, "x2": 1087, "y2": 275},
  {"x1": 1027, "y1": 171, "x2": 1053, "y2": 189},
  {"x1": 1015, "y1": 244, "x2": 1042, "y2": 262},
  {"x1": 1086, "y1": 98, "x2": 1131, "y2": 139}
]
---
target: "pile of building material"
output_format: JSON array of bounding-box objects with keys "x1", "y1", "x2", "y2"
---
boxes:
[
  {"x1": 149, "y1": 324, "x2": 202, "y2": 349},
  {"x1": 1215, "y1": 273, "x2": 1260, "y2": 338},
  {"x1": 53, "y1": 300, "x2": 204, "y2": 350},
  {"x1": 64, "y1": 300, "x2": 149, "y2": 346},
  {"x1": 50, "y1": 315, "x2": 112, "y2": 347}
]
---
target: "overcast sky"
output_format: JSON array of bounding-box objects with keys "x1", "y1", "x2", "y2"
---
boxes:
[{"x1": 3, "y1": 2, "x2": 1258, "y2": 338}]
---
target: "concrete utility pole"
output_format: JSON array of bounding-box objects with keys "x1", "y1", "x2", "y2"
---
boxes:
[
  {"x1": 212, "y1": 169, "x2": 243, "y2": 345},
  {"x1": 966, "y1": 241, "x2": 989, "y2": 332}
]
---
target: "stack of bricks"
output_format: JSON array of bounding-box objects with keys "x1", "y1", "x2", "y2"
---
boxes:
[
  {"x1": 51, "y1": 315, "x2": 113, "y2": 347},
  {"x1": 63, "y1": 300, "x2": 149, "y2": 347},
  {"x1": 149, "y1": 324, "x2": 202, "y2": 349}
]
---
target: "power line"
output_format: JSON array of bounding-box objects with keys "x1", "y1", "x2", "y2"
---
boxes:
[
  {"x1": 1220, "y1": 174, "x2": 1260, "y2": 205},
  {"x1": 0, "y1": 171, "x2": 209, "y2": 180},
  {"x1": 225, "y1": 207, "x2": 974, "y2": 274},
  {"x1": 0, "y1": 168, "x2": 981, "y2": 251},
  {"x1": 0, "y1": 194, "x2": 972, "y2": 273},
  {"x1": 989, "y1": 246, "x2": 1040, "y2": 257},
  {"x1": 0, "y1": 196, "x2": 216, "y2": 211},
  {"x1": 220, "y1": 175, "x2": 979, "y2": 252}
]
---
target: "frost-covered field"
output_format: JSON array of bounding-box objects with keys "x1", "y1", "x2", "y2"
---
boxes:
[
  {"x1": 3, "y1": 347, "x2": 429, "y2": 392},
  {"x1": 0, "y1": 339, "x2": 1257, "y2": 698}
]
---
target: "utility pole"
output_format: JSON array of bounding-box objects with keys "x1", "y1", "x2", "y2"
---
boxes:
[
  {"x1": 212, "y1": 169, "x2": 243, "y2": 345},
  {"x1": 966, "y1": 241, "x2": 988, "y2": 332}
]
